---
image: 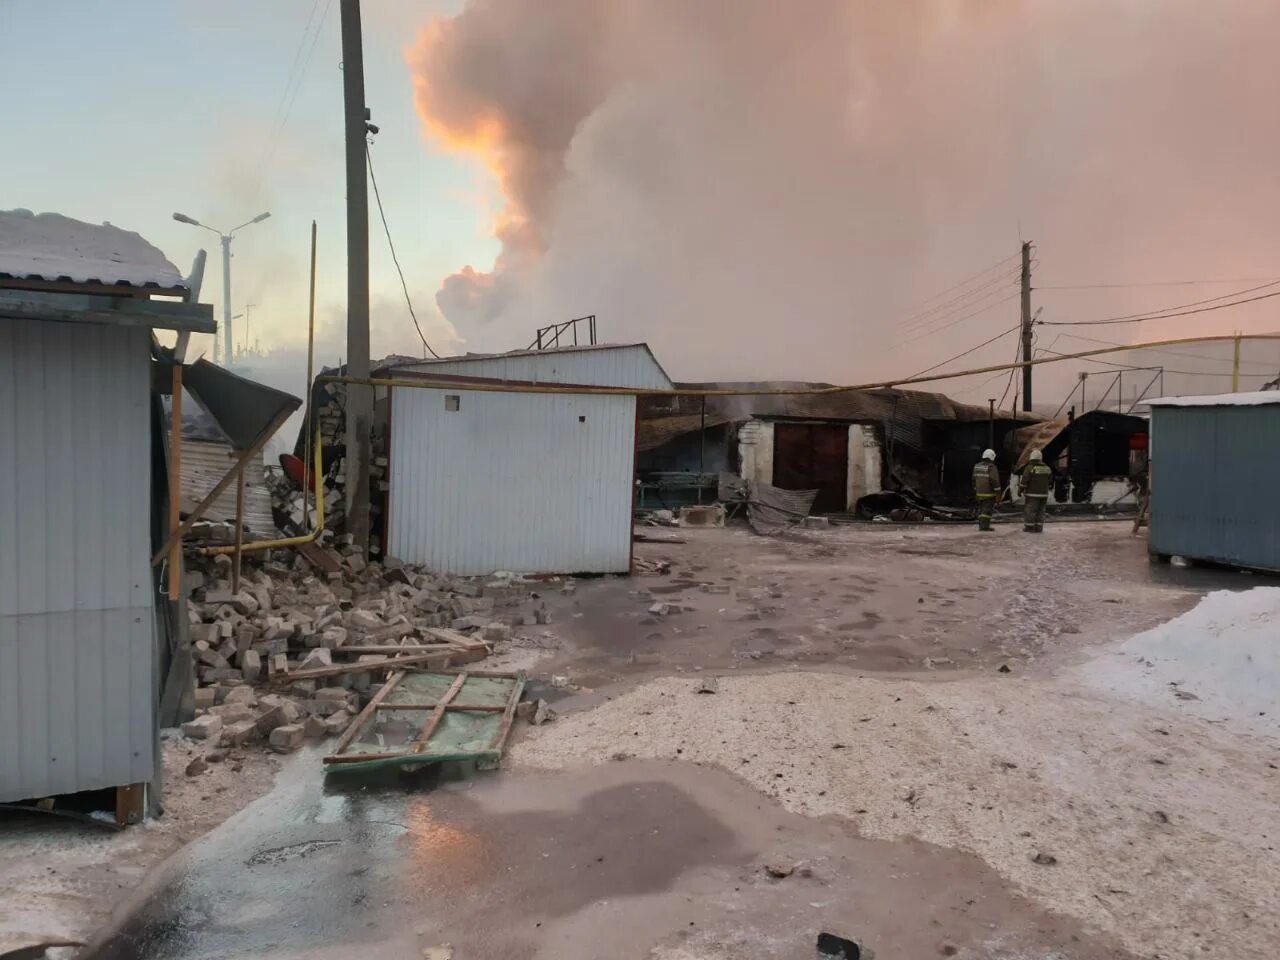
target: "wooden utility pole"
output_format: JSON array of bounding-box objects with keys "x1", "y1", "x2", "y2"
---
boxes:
[
  {"x1": 1020, "y1": 240, "x2": 1033, "y2": 412},
  {"x1": 341, "y1": 0, "x2": 372, "y2": 550}
]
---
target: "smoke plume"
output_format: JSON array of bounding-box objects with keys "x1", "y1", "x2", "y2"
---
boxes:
[{"x1": 407, "y1": 0, "x2": 1280, "y2": 398}]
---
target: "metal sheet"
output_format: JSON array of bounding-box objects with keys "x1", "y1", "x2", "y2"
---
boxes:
[
  {"x1": 0, "y1": 318, "x2": 155, "y2": 801},
  {"x1": 388, "y1": 387, "x2": 637, "y2": 575},
  {"x1": 182, "y1": 358, "x2": 301, "y2": 452},
  {"x1": 1150, "y1": 405, "x2": 1280, "y2": 570},
  {"x1": 180, "y1": 440, "x2": 275, "y2": 534},
  {"x1": 392, "y1": 344, "x2": 672, "y2": 391}
]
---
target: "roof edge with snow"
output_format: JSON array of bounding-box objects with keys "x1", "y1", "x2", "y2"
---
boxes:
[{"x1": 1145, "y1": 391, "x2": 1280, "y2": 408}]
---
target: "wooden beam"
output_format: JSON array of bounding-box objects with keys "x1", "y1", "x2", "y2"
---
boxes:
[
  {"x1": 0, "y1": 290, "x2": 214, "y2": 332},
  {"x1": 330, "y1": 644, "x2": 455, "y2": 656},
  {"x1": 270, "y1": 650, "x2": 460, "y2": 684},
  {"x1": 411, "y1": 673, "x2": 467, "y2": 755},
  {"x1": 489, "y1": 674, "x2": 527, "y2": 754},
  {"x1": 231, "y1": 469, "x2": 245, "y2": 594},
  {"x1": 329, "y1": 670, "x2": 406, "y2": 757},
  {"x1": 115, "y1": 783, "x2": 146, "y2": 827},
  {"x1": 371, "y1": 703, "x2": 505, "y2": 713}
]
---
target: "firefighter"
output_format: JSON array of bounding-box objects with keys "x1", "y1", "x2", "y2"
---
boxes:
[
  {"x1": 972, "y1": 448, "x2": 1000, "y2": 531},
  {"x1": 1022, "y1": 449, "x2": 1052, "y2": 533}
]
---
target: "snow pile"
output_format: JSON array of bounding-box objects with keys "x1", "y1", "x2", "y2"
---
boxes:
[
  {"x1": 1080, "y1": 587, "x2": 1280, "y2": 739},
  {"x1": 0, "y1": 208, "x2": 185, "y2": 288}
]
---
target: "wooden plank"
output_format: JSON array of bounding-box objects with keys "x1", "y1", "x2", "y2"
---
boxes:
[
  {"x1": 297, "y1": 541, "x2": 343, "y2": 579},
  {"x1": 115, "y1": 782, "x2": 146, "y2": 827},
  {"x1": 167, "y1": 364, "x2": 183, "y2": 602},
  {"x1": 272, "y1": 650, "x2": 457, "y2": 684},
  {"x1": 0, "y1": 289, "x2": 214, "y2": 331},
  {"x1": 410, "y1": 673, "x2": 467, "y2": 755},
  {"x1": 329, "y1": 670, "x2": 407, "y2": 757},
  {"x1": 419, "y1": 627, "x2": 491, "y2": 652},
  {"x1": 372, "y1": 703, "x2": 506, "y2": 712},
  {"x1": 489, "y1": 674, "x2": 527, "y2": 754},
  {"x1": 330, "y1": 644, "x2": 455, "y2": 656}
]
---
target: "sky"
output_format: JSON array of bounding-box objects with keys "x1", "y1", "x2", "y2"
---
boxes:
[
  {"x1": 3, "y1": 0, "x2": 1280, "y2": 416},
  {"x1": 1, "y1": 0, "x2": 475, "y2": 401}
]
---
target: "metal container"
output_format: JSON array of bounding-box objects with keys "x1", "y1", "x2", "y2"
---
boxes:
[{"x1": 1148, "y1": 393, "x2": 1280, "y2": 571}]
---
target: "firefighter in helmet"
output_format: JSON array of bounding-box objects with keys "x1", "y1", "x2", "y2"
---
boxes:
[
  {"x1": 1021, "y1": 449, "x2": 1052, "y2": 533},
  {"x1": 972, "y1": 448, "x2": 1000, "y2": 532}
]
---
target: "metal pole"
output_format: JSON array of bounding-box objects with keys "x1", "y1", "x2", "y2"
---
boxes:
[
  {"x1": 1118, "y1": 370, "x2": 1122, "y2": 412},
  {"x1": 341, "y1": 0, "x2": 373, "y2": 551},
  {"x1": 304, "y1": 221, "x2": 318, "y2": 527},
  {"x1": 221, "y1": 234, "x2": 232, "y2": 367},
  {"x1": 987, "y1": 398, "x2": 995, "y2": 449},
  {"x1": 232, "y1": 470, "x2": 245, "y2": 594},
  {"x1": 1232, "y1": 334, "x2": 1241, "y2": 391},
  {"x1": 1020, "y1": 241, "x2": 1033, "y2": 412}
]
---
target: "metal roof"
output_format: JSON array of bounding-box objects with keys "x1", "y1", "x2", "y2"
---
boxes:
[
  {"x1": 0, "y1": 209, "x2": 187, "y2": 291},
  {"x1": 1145, "y1": 391, "x2": 1280, "y2": 408}
]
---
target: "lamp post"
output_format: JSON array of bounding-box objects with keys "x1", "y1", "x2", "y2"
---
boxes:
[{"x1": 172, "y1": 211, "x2": 270, "y2": 366}]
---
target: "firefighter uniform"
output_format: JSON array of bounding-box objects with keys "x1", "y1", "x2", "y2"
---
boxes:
[
  {"x1": 972, "y1": 459, "x2": 1000, "y2": 531},
  {"x1": 1022, "y1": 460, "x2": 1052, "y2": 533}
]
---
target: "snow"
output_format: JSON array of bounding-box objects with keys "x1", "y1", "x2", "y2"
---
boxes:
[
  {"x1": 1145, "y1": 391, "x2": 1280, "y2": 408},
  {"x1": 0, "y1": 208, "x2": 185, "y2": 289},
  {"x1": 1079, "y1": 587, "x2": 1280, "y2": 739}
]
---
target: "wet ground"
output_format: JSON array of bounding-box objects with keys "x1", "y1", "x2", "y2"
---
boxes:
[
  {"x1": 539, "y1": 521, "x2": 1240, "y2": 690},
  {"x1": 81, "y1": 751, "x2": 1137, "y2": 960},
  {"x1": 73, "y1": 521, "x2": 1264, "y2": 960}
]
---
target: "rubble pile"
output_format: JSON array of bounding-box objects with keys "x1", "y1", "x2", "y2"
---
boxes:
[
  {"x1": 270, "y1": 378, "x2": 390, "y2": 553},
  {"x1": 179, "y1": 538, "x2": 553, "y2": 756}
]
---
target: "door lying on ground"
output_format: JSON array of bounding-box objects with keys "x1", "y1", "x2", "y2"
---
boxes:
[{"x1": 772, "y1": 423, "x2": 848, "y2": 514}]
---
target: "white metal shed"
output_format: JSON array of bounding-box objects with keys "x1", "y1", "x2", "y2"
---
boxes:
[
  {"x1": 0, "y1": 210, "x2": 214, "y2": 812},
  {"x1": 385, "y1": 345, "x2": 673, "y2": 575}
]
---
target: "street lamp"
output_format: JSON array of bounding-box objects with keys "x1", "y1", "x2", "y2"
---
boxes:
[{"x1": 172, "y1": 211, "x2": 270, "y2": 366}]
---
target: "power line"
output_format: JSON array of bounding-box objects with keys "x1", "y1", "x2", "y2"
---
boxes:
[
  {"x1": 256, "y1": 0, "x2": 336, "y2": 191},
  {"x1": 891, "y1": 289, "x2": 1020, "y2": 348},
  {"x1": 895, "y1": 269, "x2": 1021, "y2": 339},
  {"x1": 893, "y1": 253, "x2": 1020, "y2": 322},
  {"x1": 908, "y1": 324, "x2": 1021, "y2": 379},
  {"x1": 1053, "y1": 331, "x2": 1280, "y2": 368},
  {"x1": 997, "y1": 327, "x2": 1023, "y2": 409},
  {"x1": 1039, "y1": 281, "x2": 1280, "y2": 327},
  {"x1": 367, "y1": 143, "x2": 442, "y2": 359},
  {"x1": 1036, "y1": 277, "x2": 1278, "y2": 291}
]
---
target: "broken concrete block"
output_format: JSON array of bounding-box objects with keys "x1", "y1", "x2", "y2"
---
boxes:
[
  {"x1": 250, "y1": 584, "x2": 273, "y2": 613},
  {"x1": 315, "y1": 686, "x2": 351, "y2": 703},
  {"x1": 268, "y1": 723, "x2": 305, "y2": 753},
  {"x1": 230, "y1": 591, "x2": 260, "y2": 616},
  {"x1": 252, "y1": 637, "x2": 288, "y2": 657},
  {"x1": 322, "y1": 711, "x2": 351, "y2": 735},
  {"x1": 347, "y1": 608, "x2": 384, "y2": 631},
  {"x1": 220, "y1": 719, "x2": 259, "y2": 747},
  {"x1": 203, "y1": 587, "x2": 235, "y2": 605},
  {"x1": 196, "y1": 645, "x2": 226, "y2": 668},
  {"x1": 300, "y1": 698, "x2": 347, "y2": 717},
  {"x1": 319, "y1": 626, "x2": 348, "y2": 649},
  {"x1": 207, "y1": 703, "x2": 256, "y2": 724},
  {"x1": 223, "y1": 685, "x2": 258, "y2": 707},
  {"x1": 269, "y1": 653, "x2": 289, "y2": 677},
  {"x1": 216, "y1": 619, "x2": 235, "y2": 639},
  {"x1": 304, "y1": 715, "x2": 328, "y2": 738},
  {"x1": 255, "y1": 702, "x2": 300, "y2": 735},
  {"x1": 345, "y1": 554, "x2": 367, "y2": 575},
  {"x1": 181, "y1": 714, "x2": 223, "y2": 740},
  {"x1": 450, "y1": 615, "x2": 489, "y2": 631},
  {"x1": 648, "y1": 602, "x2": 674, "y2": 617},
  {"x1": 531, "y1": 699, "x2": 556, "y2": 726},
  {"x1": 190, "y1": 623, "x2": 219, "y2": 645},
  {"x1": 299, "y1": 648, "x2": 333, "y2": 671},
  {"x1": 241, "y1": 649, "x2": 262, "y2": 683},
  {"x1": 235, "y1": 626, "x2": 257, "y2": 655},
  {"x1": 193, "y1": 687, "x2": 217, "y2": 711},
  {"x1": 482, "y1": 621, "x2": 511, "y2": 643}
]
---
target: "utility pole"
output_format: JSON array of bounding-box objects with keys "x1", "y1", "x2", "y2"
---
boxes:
[
  {"x1": 220, "y1": 236, "x2": 232, "y2": 366},
  {"x1": 341, "y1": 0, "x2": 373, "y2": 551},
  {"x1": 1020, "y1": 240, "x2": 1033, "y2": 412}
]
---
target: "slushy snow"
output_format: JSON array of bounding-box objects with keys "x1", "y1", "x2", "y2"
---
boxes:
[{"x1": 1080, "y1": 587, "x2": 1280, "y2": 739}]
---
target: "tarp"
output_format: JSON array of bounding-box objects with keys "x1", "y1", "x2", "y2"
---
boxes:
[{"x1": 747, "y1": 482, "x2": 818, "y2": 535}]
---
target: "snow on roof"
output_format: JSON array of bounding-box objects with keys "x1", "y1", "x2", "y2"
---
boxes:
[
  {"x1": 0, "y1": 208, "x2": 186, "y2": 290},
  {"x1": 1145, "y1": 390, "x2": 1280, "y2": 408}
]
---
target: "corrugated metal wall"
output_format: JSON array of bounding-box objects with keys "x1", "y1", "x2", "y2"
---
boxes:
[
  {"x1": 0, "y1": 319, "x2": 155, "y2": 801},
  {"x1": 1150, "y1": 405, "x2": 1280, "y2": 570},
  {"x1": 395, "y1": 345, "x2": 672, "y2": 390},
  {"x1": 181, "y1": 439, "x2": 274, "y2": 534},
  {"x1": 388, "y1": 386, "x2": 636, "y2": 575}
]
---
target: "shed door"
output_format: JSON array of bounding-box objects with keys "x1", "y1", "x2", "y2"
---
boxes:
[{"x1": 772, "y1": 423, "x2": 848, "y2": 514}]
